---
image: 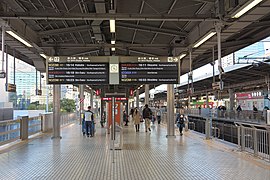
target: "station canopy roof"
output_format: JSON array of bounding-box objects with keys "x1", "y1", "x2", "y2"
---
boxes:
[{"x1": 1, "y1": 0, "x2": 270, "y2": 95}]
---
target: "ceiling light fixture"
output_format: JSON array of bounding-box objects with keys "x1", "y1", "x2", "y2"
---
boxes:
[
  {"x1": 111, "y1": 47, "x2": 116, "y2": 51},
  {"x1": 111, "y1": 40, "x2": 115, "y2": 44},
  {"x1": 193, "y1": 31, "x2": 216, "y2": 48},
  {"x1": 179, "y1": 53, "x2": 187, "y2": 59},
  {"x1": 6, "y1": 31, "x2": 33, "y2": 47},
  {"x1": 110, "y1": 20, "x2": 115, "y2": 33},
  {"x1": 40, "y1": 53, "x2": 46, "y2": 59},
  {"x1": 231, "y1": 0, "x2": 263, "y2": 18}
]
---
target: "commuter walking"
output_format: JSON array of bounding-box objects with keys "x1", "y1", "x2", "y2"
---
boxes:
[
  {"x1": 156, "y1": 107, "x2": 162, "y2": 124},
  {"x1": 133, "y1": 107, "x2": 141, "y2": 132},
  {"x1": 175, "y1": 114, "x2": 185, "y2": 136},
  {"x1": 253, "y1": 105, "x2": 258, "y2": 120},
  {"x1": 236, "y1": 105, "x2": 242, "y2": 112},
  {"x1": 123, "y1": 110, "x2": 129, "y2": 126},
  {"x1": 236, "y1": 105, "x2": 242, "y2": 119},
  {"x1": 84, "y1": 106, "x2": 95, "y2": 137},
  {"x1": 129, "y1": 108, "x2": 134, "y2": 122},
  {"x1": 142, "y1": 104, "x2": 152, "y2": 132}
]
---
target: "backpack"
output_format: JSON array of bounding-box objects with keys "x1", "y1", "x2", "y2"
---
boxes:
[
  {"x1": 143, "y1": 108, "x2": 152, "y2": 118},
  {"x1": 176, "y1": 114, "x2": 184, "y2": 124}
]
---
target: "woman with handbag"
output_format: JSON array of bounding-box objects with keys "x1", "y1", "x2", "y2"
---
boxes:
[{"x1": 133, "y1": 107, "x2": 141, "y2": 132}]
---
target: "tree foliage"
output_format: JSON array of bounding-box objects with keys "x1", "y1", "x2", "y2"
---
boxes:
[{"x1": 60, "y1": 98, "x2": 76, "y2": 112}]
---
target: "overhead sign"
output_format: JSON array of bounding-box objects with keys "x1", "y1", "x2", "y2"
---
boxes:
[
  {"x1": 101, "y1": 97, "x2": 128, "y2": 101},
  {"x1": 119, "y1": 62, "x2": 179, "y2": 84},
  {"x1": 36, "y1": 90, "x2": 42, "y2": 96},
  {"x1": 0, "y1": 72, "x2": 6, "y2": 78},
  {"x1": 6, "y1": 83, "x2": 16, "y2": 92},
  {"x1": 212, "y1": 81, "x2": 224, "y2": 90},
  {"x1": 46, "y1": 56, "x2": 110, "y2": 84},
  {"x1": 46, "y1": 56, "x2": 180, "y2": 85}
]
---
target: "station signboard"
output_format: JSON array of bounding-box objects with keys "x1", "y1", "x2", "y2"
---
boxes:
[
  {"x1": 6, "y1": 83, "x2": 16, "y2": 92},
  {"x1": 46, "y1": 56, "x2": 180, "y2": 85},
  {"x1": 119, "y1": 56, "x2": 180, "y2": 84},
  {"x1": 0, "y1": 72, "x2": 6, "y2": 78},
  {"x1": 46, "y1": 56, "x2": 110, "y2": 84}
]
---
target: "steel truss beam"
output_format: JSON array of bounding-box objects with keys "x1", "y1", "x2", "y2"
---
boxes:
[
  {"x1": 38, "y1": 25, "x2": 91, "y2": 36},
  {"x1": 117, "y1": 22, "x2": 187, "y2": 37},
  {"x1": 41, "y1": 43, "x2": 185, "y2": 48},
  {"x1": 0, "y1": 12, "x2": 219, "y2": 21}
]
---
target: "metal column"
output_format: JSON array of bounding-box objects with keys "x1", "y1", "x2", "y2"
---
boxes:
[
  {"x1": 90, "y1": 89, "x2": 94, "y2": 108},
  {"x1": 79, "y1": 85, "x2": 84, "y2": 125},
  {"x1": 188, "y1": 49, "x2": 193, "y2": 113},
  {"x1": 1, "y1": 26, "x2": 5, "y2": 72},
  {"x1": 131, "y1": 100, "x2": 134, "y2": 109},
  {"x1": 167, "y1": 84, "x2": 175, "y2": 137},
  {"x1": 206, "y1": 92, "x2": 209, "y2": 108},
  {"x1": 5, "y1": 45, "x2": 8, "y2": 87},
  {"x1": 46, "y1": 85, "x2": 49, "y2": 112},
  {"x1": 111, "y1": 97, "x2": 115, "y2": 163},
  {"x1": 136, "y1": 89, "x2": 139, "y2": 108},
  {"x1": 52, "y1": 84, "x2": 61, "y2": 139},
  {"x1": 145, "y1": 84, "x2": 149, "y2": 105},
  {"x1": 35, "y1": 69, "x2": 38, "y2": 95},
  {"x1": 215, "y1": 23, "x2": 223, "y2": 83},
  {"x1": 229, "y1": 89, "x2": 235, "y2": 110}
]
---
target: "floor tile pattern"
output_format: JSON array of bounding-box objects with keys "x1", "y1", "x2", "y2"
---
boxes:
[{"x1": 0, "y1": 123, "x2": 269, "y2": 180}]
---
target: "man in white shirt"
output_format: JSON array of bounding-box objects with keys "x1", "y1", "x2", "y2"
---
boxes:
[{"x1": 84, "y1": 106, "x2": 94, "y2": 137}]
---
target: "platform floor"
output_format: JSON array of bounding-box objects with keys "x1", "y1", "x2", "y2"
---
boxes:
[{"x1": 0, "y1": 122, "x2": 269, "y2": 180}]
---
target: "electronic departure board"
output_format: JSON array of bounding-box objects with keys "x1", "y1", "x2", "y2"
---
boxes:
[
  {"x1": 47, "y1": 56, "x2": 109, "y2": 84},
  {"x1": 120, "y1": 63, "x2": 179, "y2": 84}
]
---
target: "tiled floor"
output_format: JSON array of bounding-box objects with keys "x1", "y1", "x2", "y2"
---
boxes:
[{"x1": 0, "y1": 122, "x2": 269, "y2": 180}]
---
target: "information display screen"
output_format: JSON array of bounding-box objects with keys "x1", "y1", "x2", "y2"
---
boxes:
[
  {"x1": 47, "y1": 62, "x2": 109, "y2": 84},
  {"x1": 120, "y1": 63, "x2": 179, "y2": 84}
]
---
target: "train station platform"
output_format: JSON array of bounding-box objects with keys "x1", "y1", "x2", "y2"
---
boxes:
[{"x1": 0, "y1": 122, "x2": 269, "y2": 180}]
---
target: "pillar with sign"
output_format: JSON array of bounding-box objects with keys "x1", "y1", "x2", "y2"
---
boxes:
[{"x1": 107, "y1": 98, "x2": 123, "y2": 150}]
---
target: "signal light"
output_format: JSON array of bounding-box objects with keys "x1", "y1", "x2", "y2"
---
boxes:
[
  {"x1": 96, "y1": 89, "x2": 101, "y2": 96},
  {"x1": 129, "y1": 88, "x2": 134, "y2": 96}
]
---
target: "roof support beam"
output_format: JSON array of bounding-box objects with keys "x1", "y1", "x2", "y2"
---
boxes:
[
  {"x1": 118, "y1": 48, "x2": 158, "y2": 56},
  {"x1": 40, "y1": 43, "x2": 185, "y2": 49},
  {"x1": 0, "y1": 12, "x2": 219, "y2": 21},
  {"x1": 117, "y1": 22, "x2": 187, "y2": 37},
  {"x1": 38, "y1": 25, "x2": 91, "y2": 36}
]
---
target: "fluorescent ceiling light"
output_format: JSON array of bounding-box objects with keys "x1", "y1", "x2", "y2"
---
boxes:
[
  {"x1": 231, "y1": 0, "x2": 263, "y2": 18},
  {"x1": 40, "y1": 53, "x2": 46, "y2": 59},
  {"x1": 111, "y1": 40, "x2": 115, "y2": 44},
  {"x1": 110, "y1": 20, "x2": 115, "y2": 33},
  {"x1": 6, "y1": 31, "x2": 33, "y2": 47},
  {"x1": 193, "y1": 31, "x2": 216, "y2": 48},
  {"x1": 179, "y1": 53, "x2": 187, "y2": 59},
  {"x1": 111, "y1": 47, "x2": 116, "y2": 51}
]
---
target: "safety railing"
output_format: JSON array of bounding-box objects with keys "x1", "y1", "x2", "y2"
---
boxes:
[
  {"x1": 188, "y1": 122, "x2": 195, "y2": 130},
  {"x1": 188, "y1": 116, "x2": 238, "y2": 144},
  {"x1": 235, "y1": 122, "x2": 270, "y2": 161},
  {"x1": 212, "y1": 127, "x2": 220, "y2": 138},
  {"x1": 60, "y1": 112, "x2": 77, "y2": 127},
  {"x1": 28, "y1": 116, "x2": 42, "y2": 136},
  {"x1": 0, "y1": 112, "x2": 78, "y2": 146},
  {"x1": 0, "y1": 119, "x2": 20, "y2": 146}
]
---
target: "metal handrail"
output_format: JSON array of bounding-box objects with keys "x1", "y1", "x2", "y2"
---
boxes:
[
  {"x1": 0, "y1": 112, "x2": 78, "y2": 146},
  {"x1": 235, "y1": 122, "x2": 270, "y2": 161},
  {"x1": 212, "y1": 127, "x2": 220, "y2": 138}
]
